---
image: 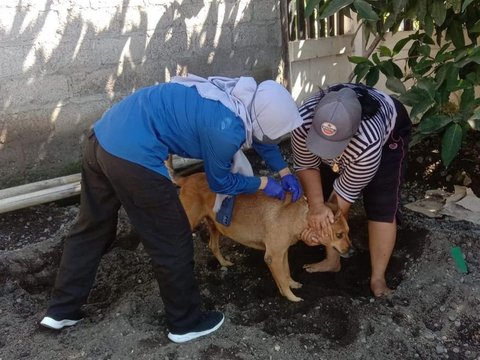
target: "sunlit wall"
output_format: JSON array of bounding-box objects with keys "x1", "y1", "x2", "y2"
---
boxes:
[{"x1": 0, "y1": 0, "x2": 283, "y2": 187}]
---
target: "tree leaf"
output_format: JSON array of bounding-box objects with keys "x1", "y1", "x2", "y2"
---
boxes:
[
  {"x1": 386, "y1": 76, "x2": 406, "y2": 94},
  {"x1": 393, "y1": 0, "x2": 407, "y2": 17},
  {"x1": 353, "y1": 0, "x2": 379, "y2": 21},
  {"x1": 424, "y1": 13, "x2": 434, "y2": 37},
  {"x1": 441, "y1": 123, "x2": 463, "y2": 167},
  {"x1": 399, "y1": 87, "x2": 430, "y2": 107},
  {"x1": 413, "y1": 59, "x2": 434, "y2": 75},
  {"x1": 392, "y1": 62, "x2": 404, "y2": 78},
  {"x1": 378, "y1": 61, "x2": 395, "y2": 76},
  {"x1": 460, "y1": 87, "x2": 475, "y2": 112},
  {"x1": 471, "y1": 20, "x2": 480, "y2": 33},
  {"x1": 462, "y1": 0, "x2": 475, "y2": 12},
  {"x1": 318, "y1": 0, "x2": 354, "y2": 19},
  {"x1": 393, "y1": 37, "x2": 412, "y2": 55},
  {"x1": 348, "y1": 56, "x2": 371, "y2": 64},
  {"x1": 411, "y1": 98, "x2": 435, "y2": 119},
  {"x1": 404, "y1": 87, "x2": 436, "y2": 119},
  {"x1": 417, "y1": 113, "x2": 453, "y2": 134},
  {"x1": 365, "y1": 67, "x2": 380, "y2": 86},
  {"x1": 418, "y1": 44, "x2": 432, "y2": 57},
  {"x1": 421, "y1": 33, "x2": 435, "y2": 45},
  {"x1": 446, "y1": 20, "x2": 466, "y2": 48},
  {"x1": 417, "y1": 78, "x2": 437, "y2": 98},
  {"x1": 384, "y1": 13, "x2": 397, "y2": 31},
  {"x1": 445, "y1": 66, "x2": 460, "y2": 92},
  {"x1": 305, "y1": 0, "x2": 322, "y2": 18},
  {"x1": 378, "y1": 46, "x2": 392, "y2": 57},
  {"x1": 435, "y1": 44, "x2": 452, "y2": 62},
  {"x1": 354, "y1": 62, "x2": 371, "y2": 81},
  {"x1": 454, "y1": 47, "x2": 469, "y2": 62},
  {"x1": 431, "y1": 0, "x2": 447, "y2": 26},
  {"x1": 416, "y1": 0, "x2": 428, "y2": 24}
]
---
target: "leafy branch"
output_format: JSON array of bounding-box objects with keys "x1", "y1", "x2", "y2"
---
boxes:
[{"x1": 305, "y1": 0, "x2": 480, "y2": 167}]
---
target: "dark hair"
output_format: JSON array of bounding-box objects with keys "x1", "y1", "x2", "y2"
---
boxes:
[
  {"x1": 322, "y1": 83, "x2": 381, "y2": 120},
  {"x1": 355, "y1": 86, "x2": 381, "y2": 119}
]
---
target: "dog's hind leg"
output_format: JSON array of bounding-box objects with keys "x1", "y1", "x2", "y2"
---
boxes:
[
  {"x1": 205, "y1": 219, "x2": 234, "y2": 267},
  {"x1": 283, "y1": 251, "x2": 302, "y2": 289},
  {"x1": 265, "y1": 246, "x2": 303, "y2": 302}
]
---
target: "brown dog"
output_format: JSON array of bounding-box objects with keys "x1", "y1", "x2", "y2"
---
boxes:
[{"x1": 171, "y1": 170, "x2": 351, "y2": 302}]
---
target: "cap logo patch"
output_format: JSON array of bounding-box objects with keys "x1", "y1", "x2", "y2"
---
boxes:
[{"x1": 320, "y1": 122, "x2": 337, "y2": 137}]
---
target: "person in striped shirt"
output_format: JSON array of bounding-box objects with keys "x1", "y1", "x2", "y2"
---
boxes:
[{"x1": 291, "y1": 83, "x2": 412, "y2": 297}]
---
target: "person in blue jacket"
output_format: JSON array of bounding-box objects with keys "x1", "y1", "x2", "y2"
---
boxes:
[{"x1": 39, "y1": 74, "x2": 304, "y2": 343}]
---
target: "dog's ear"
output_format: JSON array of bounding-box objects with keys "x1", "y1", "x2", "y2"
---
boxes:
[{"x1": 334, "y1": 209, "x2": 342, "y2": 221}]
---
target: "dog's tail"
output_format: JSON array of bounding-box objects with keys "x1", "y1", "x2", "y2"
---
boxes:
[{"x1": 165, "y1": 155, "x2": 187, "y2": 187}]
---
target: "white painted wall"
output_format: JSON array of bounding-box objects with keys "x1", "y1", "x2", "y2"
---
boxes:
[
  {"x1": 288, "y1": 34, "x2": 356, "y2": 104},
  {"x1": 288, "y1": 25, "x2": 418, "y2": 106}
]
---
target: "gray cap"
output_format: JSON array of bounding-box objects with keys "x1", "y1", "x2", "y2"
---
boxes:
[{"x1": 306, "y1": 87, "x2": 362, "y2": 159}]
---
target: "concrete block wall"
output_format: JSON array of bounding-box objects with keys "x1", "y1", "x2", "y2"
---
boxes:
[{"x1": 0, "y1": 0, "x2": 283, "y2": 188}]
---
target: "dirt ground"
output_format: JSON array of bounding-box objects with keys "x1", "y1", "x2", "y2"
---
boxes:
[{"x1": 1, "y1": 139, "x2": 480, "y2": 360}]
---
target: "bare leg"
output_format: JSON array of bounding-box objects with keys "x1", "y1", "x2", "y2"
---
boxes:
[
  {"x1": 368, "y1": 220, "x2": 396, "y2": 297},
  {"x1": 303, "y1": 246, "x2": 341, "y2": 273}
]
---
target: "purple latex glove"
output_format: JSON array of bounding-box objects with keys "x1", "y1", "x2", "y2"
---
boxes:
[
  {"x1": 263, "y1": 177, "x2": 286, "y2": 201},
  {"x1": 281, "y1": 174, "x2": 303, "y2": 202}
]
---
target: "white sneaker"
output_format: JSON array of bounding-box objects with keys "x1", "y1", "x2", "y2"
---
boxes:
[
  {"x1": 40, "y1": 315, "x2": 82, "y2": 330},
  {"x1": 167, "y1": 311, "x2": 224, "y2": 343}
]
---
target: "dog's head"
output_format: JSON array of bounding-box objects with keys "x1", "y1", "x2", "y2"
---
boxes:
[
  {"x1": 327, "y1": 207, "x2": 352, "y2": 257},
  {"x1": 300, "y1": 198, "x2": 352, "y2": 257}
]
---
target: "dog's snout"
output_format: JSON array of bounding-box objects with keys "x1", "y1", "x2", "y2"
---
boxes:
[
  {"x1": 348, "y1": 247, "x2": 355, "y2": 256},
  {"x1": 339, "y1": 246, "x2": 355, "y2": 259}
]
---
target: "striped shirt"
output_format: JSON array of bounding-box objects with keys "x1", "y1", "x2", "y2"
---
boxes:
[{"x1": 291, "y1": 83, "x2": 397, "y2": 203}]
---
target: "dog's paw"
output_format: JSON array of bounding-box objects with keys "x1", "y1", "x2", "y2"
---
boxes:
[
  {"x1": 286, "y1": 294, "x2": 303, "y2": 302},
  {"x1": 219, "y1": 260, "x2": 234, "y2": 267},
  {"x1": 289, "y1": 280, "x2": 303, "y2": 289}
]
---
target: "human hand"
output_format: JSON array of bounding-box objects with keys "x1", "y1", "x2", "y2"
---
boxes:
[
  {"x1": 307, "y1": 203, "x2": 334, "y2": 237},
  {"x1": 262, "y1": 177, "x2": 286, "y2": 201},
  {"x1": 280, "y1": 174, "x2": 303, "y2": 202},
  {"x1": 301, "y1": 228, "x2": 325, "y2": 246}
]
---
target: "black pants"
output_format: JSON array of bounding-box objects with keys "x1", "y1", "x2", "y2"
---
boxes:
[{"x1": 46, "y1": 131, "x2": 201, "y2": 333}]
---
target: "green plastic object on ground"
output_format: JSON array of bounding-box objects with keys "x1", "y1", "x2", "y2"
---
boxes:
[{"x1": 451, "y1": 246, "x2": 468, "y2": 274}]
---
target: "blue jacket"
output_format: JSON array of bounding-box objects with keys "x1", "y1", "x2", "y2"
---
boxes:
[{"x1": 93, "y1": 83, "x2": 287, "y2": 195}]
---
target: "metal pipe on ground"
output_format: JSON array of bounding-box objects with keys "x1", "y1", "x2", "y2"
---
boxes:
[{"x1": 0, "y1": 157, "x2": 203, "y2": 214}]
